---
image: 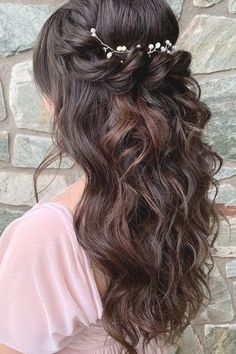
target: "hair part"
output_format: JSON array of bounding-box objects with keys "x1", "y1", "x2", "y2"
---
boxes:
[{"x1": 32, "y1": 1, "x2": 229, "y2": 353}]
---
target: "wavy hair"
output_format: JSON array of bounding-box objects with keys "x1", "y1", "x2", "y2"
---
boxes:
[{"x1": 32, "y1": 0, "x2": 229, "y2": 353}]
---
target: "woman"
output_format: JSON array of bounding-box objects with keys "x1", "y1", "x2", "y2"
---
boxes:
[{"x1": 0, "y1": 0, "x2": 230, "y2": 353}]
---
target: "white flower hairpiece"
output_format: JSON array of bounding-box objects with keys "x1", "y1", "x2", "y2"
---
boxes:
[{"x1": 90, "y1": 28, "x2": 176, "y2": 62}]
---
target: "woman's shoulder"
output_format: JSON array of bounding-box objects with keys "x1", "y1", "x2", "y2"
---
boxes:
[
  {"x1": 0, "y1": 202, "x2": 103, "y2": 353},
  {"x1": 0, "y1": 201, "x2": 74, "y2": 252},
  {"x1": 0, "y1": 200, "x2": 103, "y2": 318}
]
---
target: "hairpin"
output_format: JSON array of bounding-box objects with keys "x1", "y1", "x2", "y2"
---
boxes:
[
  {"x1": 147, "y1": 40, "x2": 176, "y2": 55},
  {"x1": 90, "y1": 28, "x2": 176, "y2": 62}
]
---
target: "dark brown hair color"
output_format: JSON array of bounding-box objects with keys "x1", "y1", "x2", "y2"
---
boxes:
[{"x1": 32, "y1": 1, "x2": 229, "y2": 353}]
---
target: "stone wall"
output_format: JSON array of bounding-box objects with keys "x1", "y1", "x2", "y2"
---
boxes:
[{"x1": 0, "y1": 1, "x2": 235, "y2": 353}]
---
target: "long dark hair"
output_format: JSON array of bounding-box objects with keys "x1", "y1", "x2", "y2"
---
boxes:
[{"x1": 32, "y1": 0, "x2": 228, "y2": 353}]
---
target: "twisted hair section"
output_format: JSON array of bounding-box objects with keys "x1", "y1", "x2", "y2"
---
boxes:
[{"x1": 32, "y1": 0, "x2": 229, "y2": 353}]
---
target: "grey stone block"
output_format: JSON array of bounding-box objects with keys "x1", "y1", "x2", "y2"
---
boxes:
[
  {"x1": 199, "y1": 75, "x2": 236, "y2": 161},
  {"x1": 228, "y1": 0, "x2": 236, "y2": 13},
  {"x1": 177, "y1": 15, "x2": 236, "y2": 74},
  {"x1": 0, "y1": 171, "x2": 68, "y2": 206},
  {"x1": 166, "y1": 0, "x2": 184, "y2": 19},
  {"x1": 0, "y1": 131, "x2": 9, "y2": 162},
  {"x1": 214, "y1": 216, "x2": 236, "y2": 257},
  {"x1": 205, "y1": 325, "x2": 236, "y2": 354},
  {"x1": 226, "y1": 260, "x2": 236, "y2": 278},
  {"x1": 193, "y1": 264, "x2": 234, "y2": 322},
  {"x1": 212, "y1": 184, "x2": 236, "y2": 206},
  {"x1": 194, "y1": 0, "x2": 223, "y2": 7},
  {"x1": 0, "y1": 4, "x2": 55, "y2": 57},
  {"x1": 9, "y1": 61, "x2": 51, "y2": 132},
  {"x1": 13, "y1": 134, "x2": 74, "y2": 169},
  {"x1": 215, "y1": 165, "x2": 236, "y2": 180}
]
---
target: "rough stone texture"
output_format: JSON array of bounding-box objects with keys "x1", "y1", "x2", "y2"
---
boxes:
[
  {"x1": 0, "y1": 131, "x2": 9, "y2": 162},
  {"x1": 193, "y1": 264, "x2": 234, "y2": 323},
  {"x1": 176, "y1": 326, "x2": 204, "y2": 354},
  {"x1": 166, "y1": 326, "x2": 204, "y2": 354},
  {"x1": 226, "y1": 260, "x2": 236, "y2": 278},
  {"x1": 199, "y1": 75, "x2": 236, "y2": 106},
  {"x1": 9, "y1": 61, "x2": 51, "y2": 132},
  {"x1": 204, "y1": 102, "x2": 236, "y2": 160},
  {"x1": 213, "y1": 184, "x2": 236, "y2": 206},
  {"x1": 0, "y1": 171, "x2": 68, "y2": 206},
  {"x1": 228, "y1": 0, "x2": 236, "y2": 13},
  {"x1": 177, "y1": 15, "x2": 236, "y2": 74},
  {"x1": 0, "y1": 208, "x2": 22, "y2": 235},
  {"x1": 166, "y1": 0, "x2": 184, "y2": 19},
  {"x1": 213, "y1": 217, "x2": 236, "y2": 257},
  {"x1": 234, "y1": 282, "x2": 236, "y2": 300},
  {"x1": 13, "y1": 134, "x2": 74, "y2": 169},
  {"x1": 194, "y1": 0, "x2": 222, "y2": 7},
  {"x1": 215, "y1": 165, "x2": 236, "y2": 180},
  {"x1": 205, "y1": 325, "x2": 236, "y2": 354},
  {"x1": 199, "y1": 75, "x2": 236, "y2": 161},
  {"x1": 0, "y1": 80, "x2": 6, "y2": 121},
  {"x1": 0, "y1": 4, "x2": 54, "y2": 58}
]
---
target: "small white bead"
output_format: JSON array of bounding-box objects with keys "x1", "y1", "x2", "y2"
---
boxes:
[
  {"x1": 117, "y1": 46, "x2": 122, "y2": 51},
  {"x1": 107, "y1": 52, "x2": 113, "y2": 59},
  {"x1": 160, "y1": 46, "x2": 166, "y2": 51},
  {"x1": 172, "y1": 45, "x2": 176, "y2": 50},
  {"x1": 148, "y1": 44, "x2": 154, "y2": 50},
  {"x1": 90, "y1": 28, "x2": 96, "y2": 33},
  {"x1": 136, "y1": 44, "x2": 141, "y2": 48},
  {"x1": 155, "y1": 42, "x2": 161, "y2": 49},
  {"x1": 122, "y1": 46, "x2": 127, "y2": 51},
  {"x1": 165, "y1": 40, "x2": 171, "y2": 46},
  {"x1": 91, "y1": 33, "x2": 97, "y2": 37}
]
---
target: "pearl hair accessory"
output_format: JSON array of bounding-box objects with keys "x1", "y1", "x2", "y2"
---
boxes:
[
  {"x1": 147, "y1": 40, "x2": 176, "y2": 55},
  {"x1": 90, "y1": 28, "x2": 176, "y2": 62}
]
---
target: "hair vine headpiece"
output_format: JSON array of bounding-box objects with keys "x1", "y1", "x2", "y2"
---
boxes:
[{"x1": 90, "y1": 28, "x2": 176, "y2": 62}]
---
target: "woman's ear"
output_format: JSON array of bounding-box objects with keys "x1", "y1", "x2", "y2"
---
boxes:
[{"x1": 43, "y1": 96, "x2": 54, "y2": 114}]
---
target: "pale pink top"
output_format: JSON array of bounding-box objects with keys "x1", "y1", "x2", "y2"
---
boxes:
[{"x1": 0, "y1": 200, "x2": 167, "y2": 354}]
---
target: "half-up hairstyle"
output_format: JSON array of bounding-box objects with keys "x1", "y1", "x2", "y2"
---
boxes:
[{"x1": 32, "y1": 0, "x2": 228, "y2": 353}]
